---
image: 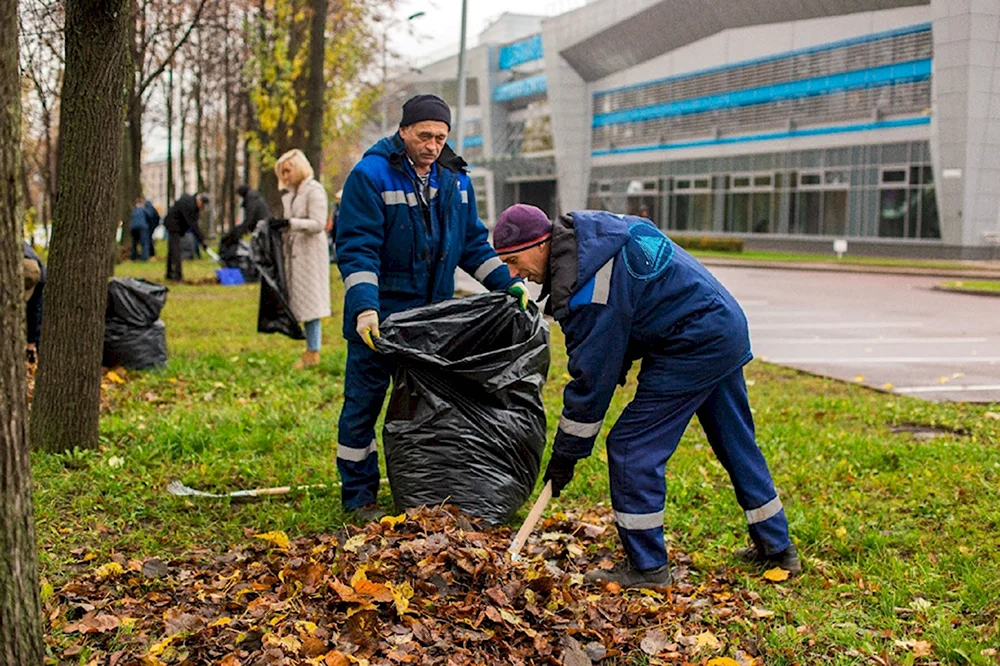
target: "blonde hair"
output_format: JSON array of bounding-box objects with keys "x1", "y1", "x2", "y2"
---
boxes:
[{"x1": 274, "y1": 149, "x2": 315, "y2": 189}]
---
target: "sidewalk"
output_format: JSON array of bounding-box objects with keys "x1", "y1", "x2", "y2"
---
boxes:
[{"x1": 696, "y1": 256, "x2": 1000, "y2": 280}]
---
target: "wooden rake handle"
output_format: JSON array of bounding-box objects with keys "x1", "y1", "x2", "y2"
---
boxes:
[{"x1": 508, "y1": 481, "x2": 553, "y2": 558}]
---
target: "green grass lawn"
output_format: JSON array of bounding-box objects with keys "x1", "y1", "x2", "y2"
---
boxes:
[
  {"x1": 690, "y1": 248, "x2": 987, "y2": 271},
  {"x1": 940, "y1": 280, "x2": 1000, "y2": 293},
  {"x1": 32, "y1": 253, "x2": 1000, "y2": 664}
]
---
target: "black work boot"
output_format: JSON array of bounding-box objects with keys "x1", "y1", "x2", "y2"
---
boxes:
[
  {"x1": 351, "y1": 504, "x2": 386, "y2": 523},
  {"x1": 584, "y1": 560, "x2": 673, "y2": 590},
  {"x1": 735, "y1": 543, "x2": 802, "y2": 574}
]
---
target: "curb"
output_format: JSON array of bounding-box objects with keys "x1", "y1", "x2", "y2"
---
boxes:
[
  {"x1": 931, "y1": 285, "x2": 1000, "y2": 298},
  {"x1": 698, "y1": 257, "x2": 1000, "y2": 280}
]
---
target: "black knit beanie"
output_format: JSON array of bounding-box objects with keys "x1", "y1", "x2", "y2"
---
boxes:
[{"x1": 400, "y1": 94, "x2": 451, "y2": 130}]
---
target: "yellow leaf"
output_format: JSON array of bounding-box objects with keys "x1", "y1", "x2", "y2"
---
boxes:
[
  {"x1": 146, "y1": 634, "x2": 177, "y2": 657},
  {"x1": 350, "y1": 565, "x2": 368, "y2": 588},
  {"x1": 94, "y1": 562, "x2": 125, "y2": 579},
  {"x1": 120, "y1": 617, "x2": 138, "y2": 630},
  {"x1": 343, "y1": 534, "x2": 368, "y2": 553},
  {"x1": 387, "y1": 581, "x2": 413, "y2": 616},
  {"x1": 255, "y1": 531, "x2": 290, "y2": 549},
  {"x1": 882, "y1": 383, "x2": 894, "y2": 390},
  {"x1": 209, "y1": 617, "x2": 231, "y2": 628},
  {"x1": 499, "y1": 608, "x2": 521, "y2": 625},
  {"x1": 853, "y1": 375, "x2": 865, "y2": 383},
  {"x1": 295, "y1": 620, "x2": 318, "y2": 635},
  {"x1": 696, "y1": 631, "x2": 721, "y2": 650},
  {"x1": 106, "y1": 370, "x2": 125, "y2": 384},
  {"x1": 708, "y1": 659, "x2": 741, "y2": 666},
  {"x1": 912, "y1": 640, "x2": 933, "y2": 658},
  {"x1": 938, "y1": 376, "x2": 950, "y2": 384},
  {"x1": 763, "y1": 567, "x2": 791, "y2": 582},
  {"x1": 379, "y1": 513, "x2": 406, "y2": 528}
]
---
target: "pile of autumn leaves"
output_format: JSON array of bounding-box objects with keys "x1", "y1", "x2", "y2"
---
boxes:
[{"x1": 46, "y1": 506, "x2": 774, "y2": 665}]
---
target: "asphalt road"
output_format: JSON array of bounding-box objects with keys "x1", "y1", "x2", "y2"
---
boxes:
[
  {"x1": 710, "y1": 266, "x2": 1000, "y2": 404},
  {"x1": 455, "y1": 265, "x2": 1000, "y2": 403}
]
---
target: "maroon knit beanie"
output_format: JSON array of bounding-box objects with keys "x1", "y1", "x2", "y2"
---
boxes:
[{"x1": 493, "y1": 204, "x2": 552, "y2": 255}]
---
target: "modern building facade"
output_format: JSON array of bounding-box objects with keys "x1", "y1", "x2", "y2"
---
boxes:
[{"x1": 387, "y1": 0, "x2": 1000, "y2": 258}]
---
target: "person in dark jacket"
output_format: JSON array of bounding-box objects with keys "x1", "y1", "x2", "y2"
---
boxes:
[
  {"x1": 164, "y1": 193, "x2": 209, "y2": 281},
  {"x1": 145, "y1": 199, "x2": 161, "y2": 257},
  {"x1": 230, "y1": 185, "x2": 270, "y2": 240},
  {"x1": 493, "y1": 204, "x2": 798, "y2": 590},
  {"x1": 129, "y1": 198, "x2": 152, "y2": 261},
  {"x1": 335, "y1": 93, "x2": 528, "y2": 521},
  {"x1": 23, "y1": 241, "x2": 45, "y2": 363}
]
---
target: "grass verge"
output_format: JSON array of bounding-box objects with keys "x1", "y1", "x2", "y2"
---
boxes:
[{"x1": 31, "y1": 253, "x2": 1000, "y2": 664}]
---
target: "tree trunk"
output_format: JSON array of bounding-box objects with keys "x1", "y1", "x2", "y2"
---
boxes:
[
  {"x1": 0, "y1": 0, "x2": 45, "y2": 659},
  {"x1": 30, "y1": 0, "x2": 131, "y2": 454},
  {"x1": 194, "y1": 40, "x2": 204, "y2": 193},
  {"x1": 304, "y1": 0, "x2": 328, "y2": 179}
]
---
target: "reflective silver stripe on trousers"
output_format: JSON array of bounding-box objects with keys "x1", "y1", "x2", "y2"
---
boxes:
[
  {"x1": 344, "y1": 271, "x2": 378, "y2": 291},
  {"x1": 558, "y1": 415, "x2": 602, "y2": 438},
  {"x1": 337, "y1": 439, "x2": 378, "y2": 462},
  {"x1": 615, "y1": 510, "x2": 664, "y2": 531},
  {"x1": 461, "y1": 190, "x2": 469, "y2": 204},
  {"x1": 474, "y1": 256, "x2": 504, "y2": 282},
  {"x1": 592, "y1": 259, "x2": 613, "y2": 304},
  {"x1": 745, "y1": 496, "x2": 783, "y2": 525}
]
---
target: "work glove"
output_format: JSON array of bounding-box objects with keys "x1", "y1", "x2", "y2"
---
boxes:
[
  {"x1": 542, "y1": 452, "x2": 577, "y2": 498},
  {"x1": 508, "y1": 282, "x2": 529, "y2": 311},
  {"x1": 268, "y1": 217, "x2": 290, "y2": 231},
  {"x1": 356, "y1": 309, "x2": 380, "y2": 351}
]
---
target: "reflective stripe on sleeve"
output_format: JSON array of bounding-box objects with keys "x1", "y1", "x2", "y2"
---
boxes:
[
  {"x1": 558, "y1": 415, "x2": 602, "y2": 438},
  {"x1": 344, "y1": 271, "x2": 378, "y2": 291},
  {"x1": 473, "y1": 256, "x2": 504, "y2": 282}
]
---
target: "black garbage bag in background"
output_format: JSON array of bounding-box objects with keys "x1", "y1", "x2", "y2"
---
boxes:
[
  {"x1": 376, "y1": 292, "x2": 550, "y2": 525},
  {"x1": 219, "y1": 236, "x2": 260, "y2": 283},
  {"x1": 102, "y1": 278, "x2": 168, "y2": 369},
  {"x1": 251, "y1": 228, "x2": 303, "y2": 340}
]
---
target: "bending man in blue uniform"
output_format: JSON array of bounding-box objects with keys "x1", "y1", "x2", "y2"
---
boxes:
[
  {"x1": 336, "y1": 94, "x2": 528, "y2": 522},
  {"x1": 493, "y1": 204, "x2": 799, "y2": 589}
]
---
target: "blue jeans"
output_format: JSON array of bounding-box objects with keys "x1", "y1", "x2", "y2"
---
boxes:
[{"x1": 304, "y1": 319, "x2": 321, "y2": 352}]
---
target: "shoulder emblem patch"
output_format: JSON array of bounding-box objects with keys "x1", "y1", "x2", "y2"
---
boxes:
[{"x1": 623, "y1": 222, "x2": 674, "y2": 280}]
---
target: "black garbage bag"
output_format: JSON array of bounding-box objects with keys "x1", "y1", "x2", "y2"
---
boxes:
[
  {"x1": 219, "y1": 236, "x2": 259, "y2": 283},
  {"x1": 102, "y1": 278, "x2": 169, "y2": 369},
  {"x1": 376, "y1": 292, "x2": 550, "y2": 525},
  {"x1": 251, "y1": 228, "x2": 303, "y2": 340},
  {"x1": 103, "y1": 319, "x2": 167, "y2": 369},
  {"x1": 106, "y1": 278, "x2": 168, "y2": 327}
]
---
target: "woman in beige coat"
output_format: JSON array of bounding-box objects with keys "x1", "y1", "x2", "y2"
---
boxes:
[{"x1": 270, "y1": 149, "x2": 331, "y2": 368}]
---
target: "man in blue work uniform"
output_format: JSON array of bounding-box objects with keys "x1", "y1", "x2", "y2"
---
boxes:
[
  {"x1": 335, "y1": 94, "x2": 528, "y2": 522},
  {"x1": 493, "y1": 204, "x2": 798, "y2": 589}
]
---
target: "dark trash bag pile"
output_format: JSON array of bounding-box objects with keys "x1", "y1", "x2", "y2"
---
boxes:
[
  {"x1": 376, "y1": 292, "x2": 550, "y2": 525},
  {"x1": 102, "y1": 278, "x2": 168, "y2": 370},
  {"x1": 219, "y1": 236, "x2": 259, "y2": 283},
  {"x1": 252, "y1": 228, "x2": 303, "y2": 340}
]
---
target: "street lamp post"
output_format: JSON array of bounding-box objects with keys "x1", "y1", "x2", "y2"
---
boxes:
[
  {"x1": 381, "y1": 11, "x2": 426, "y2": 137},
  {"x1": 454, "y1": 0, "x2": 469, "y2": 153}
]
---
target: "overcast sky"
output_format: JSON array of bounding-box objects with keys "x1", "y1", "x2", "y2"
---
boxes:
[{"x1": 387, "y1": 0, "x2": 579, "y2": 65}]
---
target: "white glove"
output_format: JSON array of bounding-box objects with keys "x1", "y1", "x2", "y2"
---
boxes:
[{"x1": 356, "y1": 310, "x2": 380, "y2": 350}]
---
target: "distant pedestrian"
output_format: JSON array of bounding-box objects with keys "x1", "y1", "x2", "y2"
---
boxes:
[
  {"x1": 269, "y1": 149, "x2": 331, "y2": 369},
  {"x1": 231, "y1": 185, "x2": 270, "y2": 240},
  {"x1": 145, "y1": 199, "x2": 161, "y2": 257},
  {"x1": 163, "y1": 193, "x2": 209, "y2": 282},
  {"x1": 129, "y1": 197, "x2": 151, "y2": 261},
  {"x1": 23, "y1": 241, "x2": 45, "y2": 363}
]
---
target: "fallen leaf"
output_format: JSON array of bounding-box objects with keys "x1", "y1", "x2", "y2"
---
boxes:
[
  {"x1": 708, "y1": 659, "x2": 741, "y2": 666},
  {"x1": 640, "y1": 629, "x2": 669, "y2": 656},
  {"x1": 750, "y1": 606, "x2": 774, "y2": 619},
  {"x1": 853, "y1": 375, "x2": 865, "y2": 382},
  {"x1": 254, "y1": 531, "x2": 290, "y2": 549},
  {"x1": 696, "y1": 631, "x2": 721, "y2": 651},
  {"x1": 94, "y1": 562, "x2": 125, "y2": 580},
  {"x1": 763, "y1": 567, "x2": 790, "y2": 582},
  {"x1": 984, "y1": 412, "x2": 1000, "y2": 420},
  {"x1": 64, "y1": 613, "x2": 120, "y2": 634},
  {"x1": 106, "y1": 370, "x2": 125, "y2": 384},
  {"x1": 912, "y1": 640, "x2": 933, "y2": 658},
  {"x1": 562, "y1": 636, "x2": 592, "y2": 665},
  {"x1": 342, "y1": 534, "x2": 368, "y2": 552},
  {"x1": 379, "y1": 513, "x2": 407, "y2": 528},
  {"x1": 387, "y1": 581, "x2": 413, "y2": 616}
]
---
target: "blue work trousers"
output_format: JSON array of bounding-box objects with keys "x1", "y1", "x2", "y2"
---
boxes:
[
  {"x1": 607, "y1": 365, "x2": 791, "y2": 571},
  {"x1": 336, "y1": 340, "x2": 395, "y2": 509}
]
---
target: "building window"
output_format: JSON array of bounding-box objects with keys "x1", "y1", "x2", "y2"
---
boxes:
[
  {"x1": 878, "y1": 165, "x2": 938, "y2": 239},
  {"x1": 668, "y1": 176, "x2": 713, "y2": 232}
]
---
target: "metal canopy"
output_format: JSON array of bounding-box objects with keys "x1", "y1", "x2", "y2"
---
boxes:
[{"x1": 559, "y1": 0, "x2": 929, "y2": 82}]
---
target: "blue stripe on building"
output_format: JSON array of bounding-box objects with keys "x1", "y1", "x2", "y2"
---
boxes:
[
  {"x1": 591, "y1": 116, "x2": 931, "y2": 156},
  {"x1": 594, "y1": 22, "x2": 932, "y2": 99},
  {"x1": 494, "y1": 74, "x2": 548, "y2": 102},
  {"x1": 499, "y1": 34, "x2": 544, "y2": 70},
  {"x1": 593, "y1": 59, "x2": 931, "y2": 128},
  {"x1": 462, "y1": 135, "x2": 484, "y2": 148}
]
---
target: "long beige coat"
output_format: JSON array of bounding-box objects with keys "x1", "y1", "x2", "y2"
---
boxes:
[{"x1": 281, "y1": 177, "x2": 331, "y2": 322}]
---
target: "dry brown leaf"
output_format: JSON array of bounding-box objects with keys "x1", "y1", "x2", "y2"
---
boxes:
[{"x1": 640, "y1": 629, "x2": 669, "y2": 655}]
